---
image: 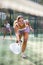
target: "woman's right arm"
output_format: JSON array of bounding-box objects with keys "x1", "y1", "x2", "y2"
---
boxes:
[
  {"x1": 15, "y1": 25, "x2": 20, "y2": 42},
  {"x1": 13, "y1": 21, "x2": 20, "y2": 42}
]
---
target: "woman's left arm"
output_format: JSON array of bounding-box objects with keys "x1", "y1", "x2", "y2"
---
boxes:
[
  {"x1": 25, "y1": 20, "x2": 34, "y2": 32},
  {"x1": 30, "y1": 26, "x2": 34, "y2": 32}
]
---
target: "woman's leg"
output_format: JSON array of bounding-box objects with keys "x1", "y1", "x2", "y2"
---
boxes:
[
  {"x1": 3, "y1": 28, "x2": 6, "y2": 39},
  {"x1": 22, "y1": 32, "x2": 28, "y2": 52},
  {"x1": 19, "y1": 34, "x2": 22, "y2": 41}
]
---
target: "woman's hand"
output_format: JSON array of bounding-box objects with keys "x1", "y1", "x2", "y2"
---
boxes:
[{"x1": 30, "y1": 26, "x2": 34, "y2": 32}]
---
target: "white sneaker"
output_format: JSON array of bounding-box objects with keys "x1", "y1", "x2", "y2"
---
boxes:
[{"x1": 21, "y1": 53, "x2": 27, "y2": 58}]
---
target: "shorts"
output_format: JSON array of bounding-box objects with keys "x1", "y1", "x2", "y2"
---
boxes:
[
  {"x1": 4, "y1": 27, "x2": 11, "y2": 32},
  {"x1": 19, "y1": 27, "x2": 30, "y2": 34}
]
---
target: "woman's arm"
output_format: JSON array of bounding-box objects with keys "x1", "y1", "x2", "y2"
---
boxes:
[
  {"x1": 30, "y1": 26, "x2": 34, "y2": 32},
  {"x1": 13, "y1": 21, "x2": 20, "y2": 42},
  {"x1": 25, "y1": 21, "x2": 34, "y2": 32},
  {"x1": 15, "y1": 26, "x2": 20, "y2": 42}
]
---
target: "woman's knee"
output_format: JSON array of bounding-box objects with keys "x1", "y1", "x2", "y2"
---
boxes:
[{"x1": 24, "y1": 38, "x2": 28, "y2": 43}]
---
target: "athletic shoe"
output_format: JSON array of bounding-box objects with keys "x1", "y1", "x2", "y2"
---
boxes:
[{"x1": 21, "y1": 53, "x2": 27, "y2": 58}]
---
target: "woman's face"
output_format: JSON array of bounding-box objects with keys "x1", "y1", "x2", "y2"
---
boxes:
[
  {"x1": 18, "y1": 17, "x2": 24, "y2": 26},
  {"x1": 18, "y1": 17, "x2": 23, "y2": 22}
]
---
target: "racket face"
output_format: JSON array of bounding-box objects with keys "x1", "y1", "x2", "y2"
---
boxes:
[{"x1": 9, "y1": 43, "x2": 21, "y2": 54}]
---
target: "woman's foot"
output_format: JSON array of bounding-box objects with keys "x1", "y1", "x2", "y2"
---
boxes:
[{"x1": 21, "y1": 52, "x2": 27, "y2": 58}]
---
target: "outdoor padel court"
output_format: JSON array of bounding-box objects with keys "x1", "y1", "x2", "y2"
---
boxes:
[{"x1": 0, "y1": 34, "x2": 43, "y2": 65}]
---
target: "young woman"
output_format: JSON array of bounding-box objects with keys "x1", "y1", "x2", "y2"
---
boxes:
[
  {"x1": 13, "y1": 15, "x2": 34, "y2": 58},
  {"x1": 3, "y1": 20, "x2": 12, "y2": 39}
]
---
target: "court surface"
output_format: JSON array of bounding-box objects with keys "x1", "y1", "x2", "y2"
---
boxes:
[{"x1": 0, "y1": 34, "x2": 43, "y2": 65}]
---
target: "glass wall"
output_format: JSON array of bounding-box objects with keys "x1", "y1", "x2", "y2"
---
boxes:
[{"x1": 0, "y1": 9, "x2": 43, "y2": 35}]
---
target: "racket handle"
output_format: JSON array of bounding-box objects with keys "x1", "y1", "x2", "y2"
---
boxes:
[
  {"x1": 16, "y1": 40, "x2": 22, "y2": 46},
  {"x1": 16, "y1": 40, "x2": 22, "y2": 43},
  {"x1": 20, "y1": 40, "x2": 22, "y2": 43}
]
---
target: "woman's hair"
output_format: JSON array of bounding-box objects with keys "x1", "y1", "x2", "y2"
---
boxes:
[{"x1": 17, "y1": 15, "x2": 23, "y2": 21}]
